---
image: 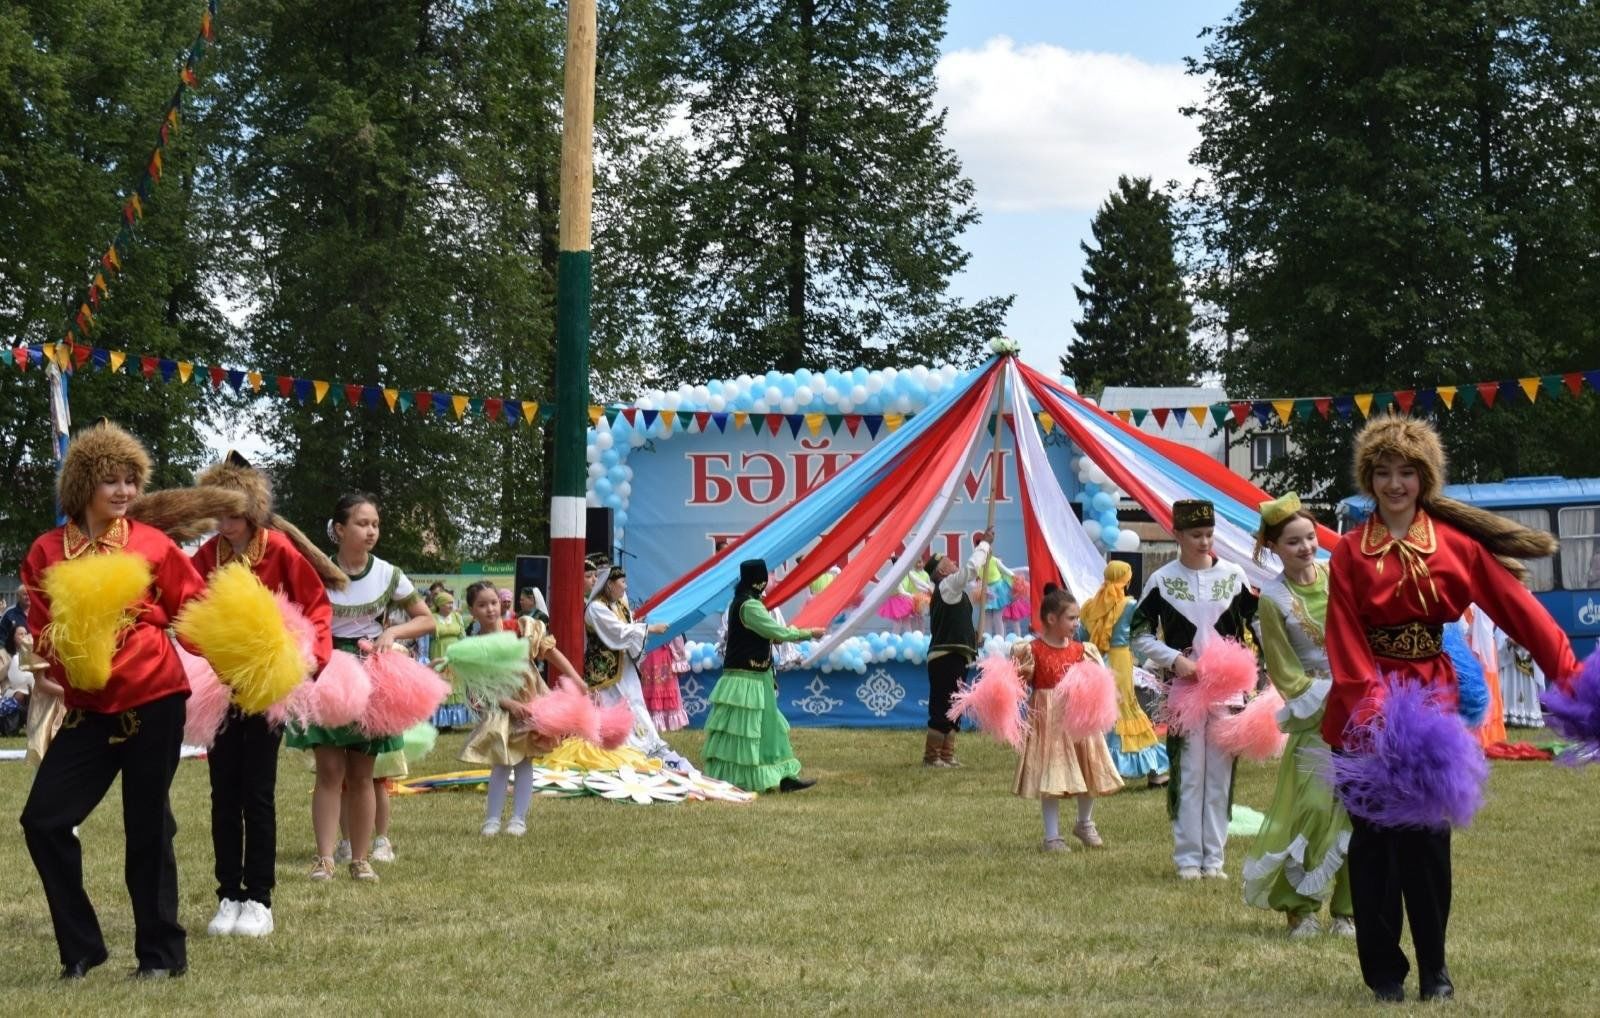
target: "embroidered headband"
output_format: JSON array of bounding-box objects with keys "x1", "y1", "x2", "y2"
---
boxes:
[{"x1": 1258, "y1": 492, "x2": 1304, "y2": 529}]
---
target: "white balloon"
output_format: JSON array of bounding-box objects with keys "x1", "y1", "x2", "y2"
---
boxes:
[
  {"x1": 1082, "y1": 520, "x2": 1102, "y2": 542},
  {"x1": 752, "y1": 399, "x2": 770, "y2": 414},
  {"x1": 779, "y1": 397, "x2": 798, "y2": 414},
  {"x1": 850, "y1": 385, "x2": 868, "y2": 404},
  {"x1": 940, "y1": 364, "x2": 958, "y2": 381},
  {"x1": 637, "y1": 396, "x2": 656, "y2": 411},
  {"x1": 925, "y1": 375, "x2": 944, "y2": 394},
  {"x1": 594, "y1": 430, "x2": 614, "y2": 450},
  {"x1": 617, "y1": 481, "x2": 632, "y2": 499},
  {"x1": 822, "y1": 386, "x2": 840, "y2": 405},
  {"x1": 585, "y1": 444, "x2": 599, "y2": 462},
  {"x1": 911, "y1": 364, "x2": 930, "y2": 382},
  {"x1": 893, "y1": 395, "x2": 913, "y2": 413},
  {"x1": 587, "y1": 463, "x2": 605, "y2": 480},
  {"x1": 628, "y1": 431, "x2": 647, "y2": 448},
  {"x1": 693, "y1": 385, "x2": 710, "y2": 403},
  {"x1": 662, "y1": 393, "x2": 681, "y2": 411},
  {"x1": 1115, "y1": 529, "x2": 1141, "y2": 552},
  {"x1": 865, "y1": 374, "x2": 884, "y2": 394},
  {"x1": 708, "y1": 394, "x2": 726, "y2": 412},
  {"x1": 837, "y1": 399, "x2": 855, "y2": 414},
  {"x1": 765, "y1": 385, "x2": 783, "y2": 404},
  {"x1": 794, "y1": 385, "x2": 814, "y2": 405}
]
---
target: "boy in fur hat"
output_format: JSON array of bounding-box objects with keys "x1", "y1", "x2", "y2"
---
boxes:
[
  {"x1": 1131, "y1": 499, "x2": 1258, "y2": 882},
  {"x1": 19, "y1": 421, "x2": 209, "y2": 980},
  {"x1": 1324, "y1": 415, "x2": 1579, "y2": 1003},
  {"x1": 190, "y1": 452, "x2": 337, "y2": 939}
]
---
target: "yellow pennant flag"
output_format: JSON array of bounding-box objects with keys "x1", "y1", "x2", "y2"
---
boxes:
[
  {"x1": 313, "y1": 380, "x2": 330, "y2": 403},
  {"x1": 104, "y1": 246, "x2": 122, "y2": 272},
  {"x1": 383, "y1": 387, "x2": 398, "y2": 411},
  {"x1": 884, "y1": 413, "x2": 905, "y2": 433},
  {"x1": 1189, "y1": 405, "x2": 1209, "y2": 428},
  {"x1": 42, "y1": 343, "x2": 56, "y2": 364},
  {"x1": 732, "y1": 411, "x2": 749, "y2": 431},
  {"x1": 57, "y1": 344, "x2": 73, "y2": 369},
  {"x1": 588, "y1": 405, "x2": 603, "y2": 426},
  {"x1": 805, "y1": 412, "x2": 826, "y2": 436},
  {"x1": 1037, "y1": 412, "x2": 1055, "y2": 434},
  {"x1": 661, "y1": 412, "x2": 675, "y2": 435},
  {"x1": 93, "y1": 272, "x2": 108, "y2": 296},
  {"x1": 247, "y1": 371, "x2": 263, "y2": 392},
  {"x1": 1273, "y1": 400, "x2": 1294, "y2": 425},
  {"x1": 1436, "y1": 385, "x2": 1457, "y2": 409},
  {"x1": 177, "y1": 361, "x2": 193, "y2": 384},
  {"x1": 130, "y1": 194, "x2": 143, "y2": 220},
  {"x1": 1354, "y1": 393, "x2": 1374, "y2": 418},
  {"x1": 1115, "y1": 409, "x2": 1132, "y2": 423},
  {"x1": 522, "y1": 401, "x2": 539, "y2": 424},
  {"x1": 109, "y1": 351, "x2": 126, "y2": 373},
  {"x1": 1519, "y1": 377, "x2": 1539, "y2": 403},
  {"x1": 451, "y1": 395, "x2": 470, "y2": 419}
]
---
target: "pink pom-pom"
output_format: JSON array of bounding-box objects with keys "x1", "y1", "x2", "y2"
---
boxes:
[
  {"x1": 597, "y1": 700, "x2": 635, "y2": 749},
  {"x1": 181, "y1": 647, "x2": 231, "y2": 748},
  {"x1": 275, "y1": 592, "x2": 318, "y2": 674},
  {"x1": 1160, "y1": 680, "x2": 1209, "y2": 736},
  {"x1": 305, "y1": 650, "x2": 371, "y2": 727},
  {"x1": 267, "y1": 679, "x2": 314, "y2": 728},
  {"x1": 525, "y1": 681, "x2": 602, "y2": 743},
  {"x1": 1195, "y1": 637, "x2": 1258, "y2": 703},
  {"x1": 1213, "y1": 687, "x2": 1288, "y2": 761},
  {"x1": 947, "y1": 655, "x2": 1028, "y2": 750},
  {"x1": 360, "y1": 650, "x2": 451, "y2": 738},
  {"x1": 1057, "y1": 659, "x2": 1119, "y2": 739}
]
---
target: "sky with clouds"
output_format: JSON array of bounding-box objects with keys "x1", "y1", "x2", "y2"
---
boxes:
[{"x1": 937, "y1": 0, "x2": 1237, "y2": 372}]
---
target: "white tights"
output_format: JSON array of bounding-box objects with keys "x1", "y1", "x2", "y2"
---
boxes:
[{"x1": 486, "y1": 760, "x2": 533, "y2": 824}]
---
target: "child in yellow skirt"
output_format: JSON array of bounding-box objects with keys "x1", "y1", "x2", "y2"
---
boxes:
[
  {"x1": 1012, "y1": 585, "x2": 1124, "y2": 851},
  {"x1": 457, "y1": 581, "x2": 581, "y2": 835}
]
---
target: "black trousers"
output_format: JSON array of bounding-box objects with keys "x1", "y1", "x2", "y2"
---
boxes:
[
  {"x1": 208, "y1": 707, "x2": 282, "y2": 907},
  {"x1": 19, "y1": 692, "x2": 186, "y2": 970},
  {"x1": 926, "y1": 653, "x2": 971, "y2": 734},
  {"x1": 1348, "y1": 814, "x2": 1452, "y2": 993}
]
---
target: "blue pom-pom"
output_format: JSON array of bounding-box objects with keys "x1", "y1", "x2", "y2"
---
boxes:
[{"x1": 1444, "y1": 623, "x2": 1488, "y2": 726}]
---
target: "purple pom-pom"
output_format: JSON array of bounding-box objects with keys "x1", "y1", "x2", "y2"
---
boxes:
[
  {"x1": 1324, "y1": 678, "x2": 1488, "y2": 829},
  {"x1": 1540, "y1": 649, "x2": 1600, "y2": 767}
]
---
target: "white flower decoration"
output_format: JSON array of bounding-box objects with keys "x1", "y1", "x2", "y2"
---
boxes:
[
  {"x1": 526, "y1": 767, "x2": 588, "y2": 796},
  {"x1": 683, "y1": 774, "x2": 758, "y2": 804},
  {"x1": 584, "y1": 765, "x2": 689, "y2": 805},
  {"x1": 989, "y1": 335, "x2": 1021, "y2": 356}
]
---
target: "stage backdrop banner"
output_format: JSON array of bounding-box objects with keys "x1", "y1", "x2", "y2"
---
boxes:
[{"x1": 672, "y1": 661, "x2": 961, "y2": 729}]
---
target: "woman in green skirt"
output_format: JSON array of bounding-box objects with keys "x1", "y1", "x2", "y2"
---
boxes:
[
  {"x1": 704, "y1": 560, "x2": 824, "y2": 793},
  {"x1": 1241, "y1": 494, "x2": 1354, "y2": 938}
]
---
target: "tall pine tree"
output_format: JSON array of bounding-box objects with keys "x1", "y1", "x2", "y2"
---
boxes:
[
  {"x1": 627, "y1": 0, "x2": 1010, "y2": 381},
  {"x1": 1063, "y1": 176, "x2": 1197, "y2": 397}
]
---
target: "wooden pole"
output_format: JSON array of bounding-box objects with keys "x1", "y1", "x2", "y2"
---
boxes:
[
  {"x1": 974, "y1": 359, "x2": 1009, "y2": 639},
  {"x1": 550, "y1": 0, "x2": 597, "y2": 664}
]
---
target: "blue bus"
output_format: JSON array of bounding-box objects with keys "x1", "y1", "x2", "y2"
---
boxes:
[{"x1": 1338, "y1": 477, "x2": 1600, "y2": 657}]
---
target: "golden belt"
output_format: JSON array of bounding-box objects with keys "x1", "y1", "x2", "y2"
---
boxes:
[{"x1": 1366, "y1": 622, "x2": 1443, "y2": 660}]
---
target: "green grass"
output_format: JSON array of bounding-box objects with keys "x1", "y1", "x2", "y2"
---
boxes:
[{"x1": 2, "y1": 727, "x2": 1598, "y2": 1015}]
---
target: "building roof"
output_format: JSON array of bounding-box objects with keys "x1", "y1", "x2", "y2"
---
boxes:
[{"x1": 1096, "y1": 386, "x2": 1229, "y2": 410}]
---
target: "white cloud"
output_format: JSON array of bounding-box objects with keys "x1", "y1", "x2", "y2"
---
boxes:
[{"x1": 936, "y1": 37, "x2": 1204, "y2": 213}]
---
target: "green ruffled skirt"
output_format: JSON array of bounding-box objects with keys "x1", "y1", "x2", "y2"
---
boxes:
[
  {"x1": 1241, "y1": 726, "x2": 1353, "y2": 918},
  {"x1": 283, "y1": 722, "x2": 402, "y2": 756},
  {"x1": 703, "y1": 667, "x2": 801, "y2": 793}
]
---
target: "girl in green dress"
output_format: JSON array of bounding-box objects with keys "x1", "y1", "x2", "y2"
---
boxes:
[{"x1": 1240, "y1": 494, "x2": 1354, "y2": 938}]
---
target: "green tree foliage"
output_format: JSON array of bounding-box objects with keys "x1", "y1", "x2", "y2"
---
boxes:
[
  {"x1": 1063, "y1": 176, "x2": 1198, "y2": 397},
  {"x1": 625, "y1": 0, "x2": 1010, "y2": 380},
  {"x1": 1186, "y1": 0, "x2": 1600, "y2": 496},
  {"x1": 0, "y1": 0, "x2": 228, "y2": 572}
]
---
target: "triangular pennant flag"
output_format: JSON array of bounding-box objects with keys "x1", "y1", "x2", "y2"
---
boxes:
[
  {"x1": 1252, "y1": 403, "x2": 1273, "y2": 427},
  {"x1": 383, "y1": 387, "x2": 399, "y2": 411},
  {"x1": 1229, "y1": 402, "x2": 1251, "y2": 426},
  {"x1": 1454, "y1": 384, "x2": 1477, "y2": 409},
  {"x1": 139, "y1": 355, "x2": 156, "y2": 379},
  {"x1": 1584, "y1": 371, "x2": 1600, "y2": 394},
  {"x1": 1209, "y1": 402, "x2": 1230, "y2": 428},
  {"x1": 313, "y1": 380, "x2": 330, "y2": 404},
  {"x1": 588, "y1": 405, "x2": 603, "y2": 426},
  {"x1": 884, "y1": 412, "x2": 904, "y2": 433},
  {"x1": 1038, "y1": 412, "x2": 1055, "y2": 434},
  {"x1": 11, "y1": 347, "x2": 26, "y2": 371},
  {"x1": 1394, "y1": 390, "x2": 1416, "y2": 415},
  {"x1": 732, "y1": 411, "x2": 748, "y2": 431},
  {"x1": 484, "y1": 397, "x2": 504, "y2": 421},
  {"x1": 1415, "y1": 390, "x2": 1437, "y2": 415},
  {"x1": 328, "y1": 383, "x2": 344, "y2": 406},
  {"x1": 1272, "y1": 399, "x2": 1294, "y2": 425},
  {"x1": 207, "y1": 365, "x2": 226, "y2": 389},
  {"x1": 712, "y1": 412, "x2": 729, "y2": 433},
  {"x1": 660, "y1": 410, "x2": 676, "y2": 434},
  {"x1": 521, "y1": 401, "x2": 539, "y2": 424},
  {"x1": 432, "y1": 392, "x2": 451, "y2": 417},
  {"x1": 1189, "y1": 405, "x2": 1208, "y2": 428},
  {"x1": 1541, "y1": 375, "x2": 1564, "y2": 400},
  {"x1": 602, "y1": 407, "x2": 619, "y2": 427},
  {"x1": 1313, "y1": 397, "x2": 1331, "y2": 419},
  {"x1": 1131, "y1": 408, "x2": 1148, "y2": 426},
  {"x1": 109, "y1": 350, "x2": 126, "y2": 373},
  {"x1": 1437, "y1": 385, "x2": 1457, "y2": 409},
  {"x1": 246, "y1": 370, "x2": 262, "y2": 392},
  {"x1": 397, "y1": 391, "x2": 413, "y2": 413},
  {"x1": 1500, "y1": 379, "x2": 1521, "y2": 405},
  {"x1": 786, "y1": 415, "x2": 805, "y2": 438},
  {"x1": 1475, "y1": 381, "x2": 1499, "y2": 408},
  {"x1": 1332, "y1": 395, "x2": 1354, "y2": 419},
  {"x1": 415, "y1": 390, "x2": 433, "y2": 415},
  {"x1": 1353, "y1": 393, "x2": 1374, "y2": 418},
  {"x1": 159, "y1": 359, "x2": 179, "y2": 383},
  {"x1": 451, "y1": 395, "x2": 470, "y2": 419},
  {"x1": 176, "y1": 361, "x2": 193, "y2": 384},
  {"x1": 1151, "y1": 407, "x2": 1170, "y2": 428},
  {"x1": 468, "y1": 397, "x2": 484, "y2": 417},
  {"x1": 343, "y1": 383, "x2": 362, "y2": 406},
  {"x1": 825, "y1": 413, "x2": 843, "y2": 434},
  {"x1": 1565, "y1": 372, "x2": 1585, "y2": 397},
  {"x1": 293, "y1": 378, "x2": 312, "y2": 403},
  {"x1": 765, "y1": 413, "x2": 783, "y2": 435},
  {"x1": 804, "y1": 412, "x2": 826, "y2": 437},
  {"x1": 362, "y1": 386, "x2": 383, "y2": 410},
  {"x1": 1293, "y1": 399, "x2": 1314, "y2": 420},
  {"x1": 622, "y1": 407, "x2": 639, "y2": 425},
  {"x1": 642, "y1": 409, "x2": 660, "y2": 428},
  {"x1": 1519, "y1": 377, "x2": 1540, "y2": 403},
  {"x1": 694, "y1": 411, "x2": 712, "y2": 433},
  {"x1": 277, "y1": 376, "x2": 293, "y2": 398},
  {"x1": 226, "y1": 369, "x2": 246, "y2": 393},
  {"x1": 1114, "y1": 409, "x2": 1132, "y2": 423},
  {"x1": 844, "y1": 414, "x2": 861, "y2": 437},
  {"x1": 1372, "y1": 393, "x2": 1395, "y2": 415},
  {"x1": 1171, "y1": 407, "x2": 1189, "y2": 426},
  {"x1": 864, "y1": 415, "x2": 883, "y2": 438}
]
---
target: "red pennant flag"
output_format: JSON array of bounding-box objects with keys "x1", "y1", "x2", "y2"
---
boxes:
[
  {"x1": 416, "y1": 390, "x2": 433, "y2": 414},
  {"x1": 484, "y1": 397, "x2": 503, "y2": 421},
  {"x1": 14, "y1": 347, "x2": 30, "y2": 371},
  {"x1": 765, "y1": 413, "x2": 783, "y2": 435},
  {"x1": 1151, "y1": 407, "x2": 1170, "y2": 428},
  {"x1": 844, "y1": 415, "x2": 862, "y2": 436},
  {"x1": 1394, "y1": 389, "x2": 1416, "y2": 414},
  {"x1": 1311, "y1": 397, "x2": 1330, "y2": 419},
  {"x1": 1475, "y1": 381, "x2": 1499, "y2": 408},
  {"x1": 1565, "y1": 372, "x2": 1584, "y2": 397},
  {"x1": 141, "y1": 355, "x2": 157, "y2": 379},
  {"x1": 622, "y1": 408, "x2": 639, "y2": 425},
  {"x1": 1230, "y1": 402, "x2": 1251, "y2": 426},
  {"x1": 343, "y1": 383, "x2": 362, "y2": 406},
  {"x1": 694, "y1": 411, "x2": 711, "y2": 432},
  {"x1": 276, "y1": 376, "x2": 293, "y2": 397},
  {"x1": 208, "y1": 365, "x2": 226, "y2": 389},
  {"x1": 70, "y1": 344, "x2": 90, "y2": 369}
]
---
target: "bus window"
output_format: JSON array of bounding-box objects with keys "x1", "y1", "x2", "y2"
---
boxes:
[
  {"x1": 1558, "y1": 505, "x2": 1600, "y2": 591},
  {"x1": 1494, "y1": 509, "x2": 1555, "y2": 591}
]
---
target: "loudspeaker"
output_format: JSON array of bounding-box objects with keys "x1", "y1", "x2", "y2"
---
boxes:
[
  {"x1": 514, "y1": 555, "x2": 550, "y2": 613},
  {"x1": 1108, "y1": 550, "x2": 1143, "y2": 595},
  {"x1": 586, "y1": 507, "x2": 613, "y2": 559}
]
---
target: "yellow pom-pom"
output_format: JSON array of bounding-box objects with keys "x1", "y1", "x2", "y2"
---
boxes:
[
  {"x1": 175, "y1": 562, "x2": 309, "y2": 713},
  {"x1": 40, "y1": 551, "x2": 153, "y2": 691}
]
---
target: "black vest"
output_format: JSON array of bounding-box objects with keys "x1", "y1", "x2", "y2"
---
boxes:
[
  {"x1": 725, "y1": 594, "x2": 774, "y2": 671},
  {"x1": 929, "y1": 583, "x2": 977, "y2": 660}
]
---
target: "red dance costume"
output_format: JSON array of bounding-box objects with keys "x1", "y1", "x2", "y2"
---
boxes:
[{"x1": 194, "y1": 527, "x2": 334, "y2": 671}]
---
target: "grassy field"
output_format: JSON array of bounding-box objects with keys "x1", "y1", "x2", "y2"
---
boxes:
[{"x1": 1, "y1": 726, "x2": 1597, "y2": 1016}]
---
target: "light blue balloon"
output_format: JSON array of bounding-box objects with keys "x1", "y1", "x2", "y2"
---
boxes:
[
  {"x1": 764, "y1": 370, "x2": 782, "y2": 387},
  {"x1": 593, "y1": 477, "x2": 613, "y2": 498},
  {"x1": 707, "y1": 379, "x2": 724, "y2": 396},
  {"x1": 601, "y1": 448, "x2": 621, "y2": 468},
  {"x1": 607, "y1": 464, "x2": 628, "y2": 484},
  {"x1": 1102, "y1": 525, "x2": 1122, "y2": 547},
  {"x1": 1091, "y1": 491, "x2": 1113, "y2": 513},
  {"x1": 778, "y1": 376, "x2": 796, "y2": 396},
  {"x1": 613, "y1": 510, "x2": 628, "y2": 528},
  {"x1": 604, "y1": 492, "x2": 624, "y2": 510},
  {"x1": 852, "y1": 367, "x2": 869, "y2": 384}
]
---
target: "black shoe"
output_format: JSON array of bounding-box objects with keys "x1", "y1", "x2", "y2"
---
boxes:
[
  {"x1": 1372, "y1": 985, "x2": 1406, "y2": 1003},
  {"x1": 777, "y1": 776, "x2": 816, "y2": 793},
  {"x1": 1421, "y1": 982, "x2": 1454, "y2": 1002},
  {"x1": 130, "y1": 965, "x2": 187, "y2": 981},
  {"x1": 59, "y1": 947, "x2": 108, "y2": 981}
]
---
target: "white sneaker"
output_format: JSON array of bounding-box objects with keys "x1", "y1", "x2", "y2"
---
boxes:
[
  {"x1": 1176, "y1": 866, "x2": 1202, "y2": 881},
  {"x1": 232, "y1": 901, "x2": 274, "y2": 938},
  {"x1": 1289, "y1": 915, "x2": 1323, "y2": 939},
  {"x1": 371, "y1": 836, "x2": 396, "y2": 862},
  {"x1": 481, "y1": 818, "x2": 501, "y2": 837},
  {"x1": 505, "y1": 818, "x2": 527, "y2": 837},
  {"x1": 1330, "y1": 916, "x2": 1357, "y2": 937},
  {"x1": 333, "y1": 839, "x2": 352, "y2": 864},
  {"x1": 1201, "y1": 867, "x2": 1228, "y2": 880},
  {"x1": 207, "y1": 898, "x2": 242, "y2": 936}
]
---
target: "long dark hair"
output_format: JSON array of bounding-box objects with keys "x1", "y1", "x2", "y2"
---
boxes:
[
  {"x1": 1037, "y1": 583, "x2": 1077, "y2": 625},
  {"x1": 327, "y1": 491, "x2": 378, "y2": 545}
]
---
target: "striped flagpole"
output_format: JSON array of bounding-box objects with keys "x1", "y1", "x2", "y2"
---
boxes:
[{"x1": 550, "y1": 0, "x2": 597, "y2": 663}]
